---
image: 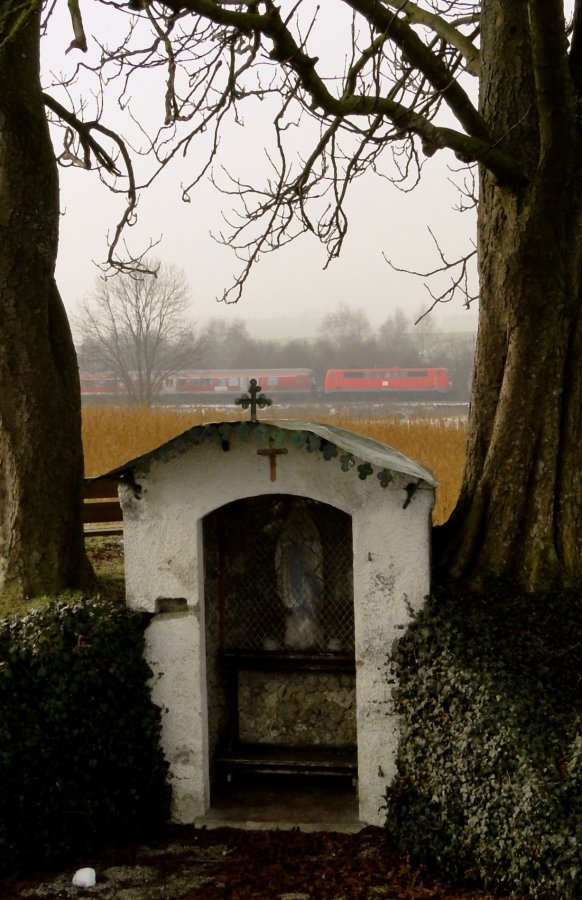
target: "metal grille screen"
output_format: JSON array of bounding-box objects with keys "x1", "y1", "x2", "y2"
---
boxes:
[{"x1": 208, "y1": 495, "x2": 354, "y2": 654}]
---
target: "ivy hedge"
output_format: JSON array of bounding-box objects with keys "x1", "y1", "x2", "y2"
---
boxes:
[
  {"x1": 386, "y1": 584, "x2": 582, "y2": 898},
  {"x1": 0, "y1": 598, "x2": 170, "y2": 875}
]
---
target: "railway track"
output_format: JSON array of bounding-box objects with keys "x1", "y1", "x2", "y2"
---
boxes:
[{"x1": 157, "y1": 399, "x2": 470, "y2": 418}]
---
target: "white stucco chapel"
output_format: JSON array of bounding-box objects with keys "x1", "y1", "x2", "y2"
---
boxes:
[{"x1": 106, "y1": 415, "x2": 436, "y2": 827}]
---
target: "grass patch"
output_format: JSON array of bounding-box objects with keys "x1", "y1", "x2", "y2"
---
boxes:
[
  {"x1": 0, "y1": 589, "x2": 84, "y2": 622},
  {"x1": 85, "y1": 536, "x2": 125, "y2": 586},
  {"x1": 0, "y1": 541, "x2": 125, "y2": 621}
]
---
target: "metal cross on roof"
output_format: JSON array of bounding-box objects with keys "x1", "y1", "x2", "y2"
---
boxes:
[{"x1": 235, "y1": 378, "x2": 273, "y2": 422}]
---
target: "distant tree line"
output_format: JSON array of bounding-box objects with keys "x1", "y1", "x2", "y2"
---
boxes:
[{"x1": 76, "y1": 267, "x2": 474, "y2": 403}]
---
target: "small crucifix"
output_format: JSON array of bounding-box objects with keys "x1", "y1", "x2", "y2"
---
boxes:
[
  {"x1": 235, "y1": 378, "x2": 272, "y2": 422},
  {"x1": 257, "y1": 438, "x2": 288, "y2": 482}
]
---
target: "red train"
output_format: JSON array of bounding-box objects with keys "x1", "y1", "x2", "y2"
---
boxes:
[
  {"x1": 80, "y1": 369, "x2": 316, "y2": 400},
  {"x1": 165, "y1": 368, "x2": 316, "y2": 397},
  {"x1": 324, "y1": 367, "x2": 451, "y2": 397},
  {"x1": 80, "y1": 366, "x2": 451, "y2": 402},
  {"x1": 80, "y1": 375, "x2": 126, "y2": 397}
]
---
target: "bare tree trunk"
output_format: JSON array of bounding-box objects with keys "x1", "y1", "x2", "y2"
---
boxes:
[
  {"x1": 437, "y1": 1, "x2": 582, "y2": 591},
  {"x1": 0, "y1": 4, "x2": 93, "y2": 600}
]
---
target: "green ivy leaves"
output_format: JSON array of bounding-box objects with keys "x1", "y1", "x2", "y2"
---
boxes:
[
  {"x1": 0, "y1": 598, "x2": 170, "y2": 874},
  {"x1": 386, "y1": 584, "x2": 582, "y2": 898}
]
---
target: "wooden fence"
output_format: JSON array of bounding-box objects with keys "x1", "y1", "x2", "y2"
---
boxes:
[{"x1": 83, "y1": 477, "x2": 123, "y2": 537}]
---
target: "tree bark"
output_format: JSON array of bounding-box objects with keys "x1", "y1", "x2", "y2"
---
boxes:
[
  {"x1": 0, "y1": 3, "x2": 93, "y2": 600},
  {"x1": 436, "y1": 1, "x2": 582, "y2": 591}
]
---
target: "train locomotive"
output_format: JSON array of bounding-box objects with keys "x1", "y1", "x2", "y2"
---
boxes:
[{"x1": 323, "y1": 367, "x2": 451, "y2": 398}]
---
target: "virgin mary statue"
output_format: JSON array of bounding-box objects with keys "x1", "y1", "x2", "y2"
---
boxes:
[{"x1": 275, "y1": 503, "x2": 324, "y2": 650}]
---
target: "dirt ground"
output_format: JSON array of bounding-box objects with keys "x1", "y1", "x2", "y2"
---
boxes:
[{"x1": 1, "y1": 825, "x2": 503, "y2": 900}]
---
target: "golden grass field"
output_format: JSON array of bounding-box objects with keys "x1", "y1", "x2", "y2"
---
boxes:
[{"x1": 82, "y1": 405, "x2": 467, "y2": 525}]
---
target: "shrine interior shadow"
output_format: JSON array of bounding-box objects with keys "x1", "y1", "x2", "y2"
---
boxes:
[
  {"x1": 205, "y1": 772, "x2": 359, "y2": 827},
  {"x1": 203, "y1": 494, "x2": 359, "y2": 821}
]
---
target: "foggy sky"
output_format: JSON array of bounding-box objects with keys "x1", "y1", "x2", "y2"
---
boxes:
[{"x1": 44, "y1": 4, "x2": 479, "y2": 340}]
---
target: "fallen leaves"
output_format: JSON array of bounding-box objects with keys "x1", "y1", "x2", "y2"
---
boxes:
[{"x1": 2, "y1": 825, "x2": 501, "y2": 900}]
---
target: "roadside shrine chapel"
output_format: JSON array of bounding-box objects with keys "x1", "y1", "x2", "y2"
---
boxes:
[{"x1": 104, "y1": 380, "x2": 436, "y2": 826}]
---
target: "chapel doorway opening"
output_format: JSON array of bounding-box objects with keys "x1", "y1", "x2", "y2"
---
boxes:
[{"x1": 203, "y1": 493, "x2": 357, "y2": 813}]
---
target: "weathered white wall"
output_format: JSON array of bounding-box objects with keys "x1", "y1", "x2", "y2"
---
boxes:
[
  {"x1": 352, "y1": 493, "x2": 431, "y2": 823},
  {"x1": 122, "y1": 428, "x2": 434, "y2": 827},
  {"x1": 144, "y1": 611, "x2": 209, "y2": 822}
]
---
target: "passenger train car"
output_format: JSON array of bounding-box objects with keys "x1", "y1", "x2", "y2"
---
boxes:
[
  {"x1": 164, "y1": 368, "x2": 316, "y2": 398},
  {"x1": 80, "y1": 375, "x2": 126, "y2": 398},
  {"x1": 80, "y1": 366, "x2": 451, "y2": 403},
  {"x1": 80, "y1": 368, "x2": 317, "y2": 402}
]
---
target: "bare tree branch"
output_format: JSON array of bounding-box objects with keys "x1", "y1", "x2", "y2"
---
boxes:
[
  {"x1": 46, "y1": 0, "x2": 524, "y2": 296},
  {"x1": 66, "y1": 0, "x2": 87, "y2": 53},
  {"x1": 384, "y1": 226, "x2": 477, "y2": 321},
  {"x1": 384, "y1": 0, "x2": 480, "y2": 75}
]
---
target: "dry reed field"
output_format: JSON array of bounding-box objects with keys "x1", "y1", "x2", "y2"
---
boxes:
[{"x1": 82, "y1": 405, "x2": 467, "y2": 524}]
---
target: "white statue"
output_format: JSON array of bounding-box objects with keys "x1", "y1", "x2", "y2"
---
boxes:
[{"x1": 275, "y1": 504, "x2": 324, "y2": 650}]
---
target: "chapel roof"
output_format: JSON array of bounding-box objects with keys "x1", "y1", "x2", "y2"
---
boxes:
[{"x1": 97, "y1": 419, "x2": 437, "y2": 490}]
